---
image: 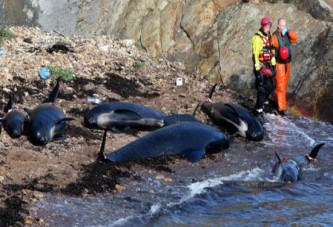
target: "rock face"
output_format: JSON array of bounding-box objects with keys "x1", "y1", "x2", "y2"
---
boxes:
[{"x1": 0, "y1": 0, "x2": 332, "y2": 123}]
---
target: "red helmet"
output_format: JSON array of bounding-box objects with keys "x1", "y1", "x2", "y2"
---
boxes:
[
  {"x1": 261, "y1": 17, "x2": 272, "y2": 26},
  {"x1": 260, "y1": 66, "x2": 272, "y2": 77},
  {"x1": 279, "y1": 46, "x2": 289, "y2": 61}
]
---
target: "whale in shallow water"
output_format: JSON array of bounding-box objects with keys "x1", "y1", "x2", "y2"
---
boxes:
[
  {"x1": 84, "y1": 101, "x2": 166, "y2": 132},
  {"x1": 99, "y1": 122, "x2": 230, "y2": 163},
  {"x1": 272, "y1": 143, "x2": 325, "y2": 182},
  {"x1": 0, "y1": 94, "x2": 27, "y2": 138},
  {"x1": 199, "y1": 84, "x2": 264, "y2": 141},
  {"x1": 24, "y1": 79, "x2": 73, "y2": 145}
]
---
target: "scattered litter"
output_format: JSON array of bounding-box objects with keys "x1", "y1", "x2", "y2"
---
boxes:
[
  {"x1": 39, "y1": 67, "x2": 51, "y2": 80},
  {"x1": 176, "y1": 77, "x2": 183, "y2": 86},
  {"x1": 0, "y1": 49, "x2": 6, "y2": 56},
  {"x1": 87, "y1": 96, "x2": 102, "y2": 105}
]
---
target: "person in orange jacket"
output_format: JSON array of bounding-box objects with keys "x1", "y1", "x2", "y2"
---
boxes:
[
  {"x1": 271, "y1": 18, "x2": 298, "y2": 115},
  {"x1": 252, "y1": 17, "x2": 276, "y2": 116}
]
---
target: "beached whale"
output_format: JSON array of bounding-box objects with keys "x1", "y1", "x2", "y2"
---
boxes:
[
  {"x1": 24, "y1": 79, "x2": 73, "y2": 145},
  {"x1": 0, "y1": 94, "x2": 27, "y2": 138},
  {"x1": 200, "y1": 84, "x2": 264, "y2": 141},
  {"x1": 99, "y1": 122, "x2": 229, "y2": 163},
  {"x1": 84, "y1": 100, "x2": 166, "y2": 132},
  {"x1": 272, "y1": 143, "x2": 325, "y2": 182}
]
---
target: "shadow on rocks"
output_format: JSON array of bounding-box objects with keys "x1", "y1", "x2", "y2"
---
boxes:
[
  {"x1": 1, "y1": 173, "x2": 58, "y2": 227},
  {"x1": 0, "y1": 194, "x2": 27, "y2": 227},
  {"x1": 62, "y1": 161, "x2": 125, "y2": 196}
]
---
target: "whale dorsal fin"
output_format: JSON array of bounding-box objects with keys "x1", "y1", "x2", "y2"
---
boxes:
[
  {"x1": 306, "y1": 143, "x2": 325, "y2": 161},
  {"x1": 43, "y1": 78, "x2": 60, "y2": 103}
]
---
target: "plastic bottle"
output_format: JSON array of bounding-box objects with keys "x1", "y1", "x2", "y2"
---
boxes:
[{"x1": 87, "y1": 97, "x2": 102, "y2": 105}]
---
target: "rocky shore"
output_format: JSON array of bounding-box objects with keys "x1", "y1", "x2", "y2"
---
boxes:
[{"x1": 0, "y1": 26, "x2": 261, "y2": 226}]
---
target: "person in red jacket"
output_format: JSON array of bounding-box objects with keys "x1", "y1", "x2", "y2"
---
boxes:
[
  {"x1": 252, "y1": 17, "x2": 276, "y2": 116},
  {"x1": 271, "y1": 18, "x2": 298, "y2": 115}
]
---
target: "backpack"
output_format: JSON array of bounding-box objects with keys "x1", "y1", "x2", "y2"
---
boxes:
[{"x1": 274, "y1": 31, "x2": 292, "y2": 63}]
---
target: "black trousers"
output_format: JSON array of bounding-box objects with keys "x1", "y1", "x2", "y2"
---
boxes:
[{"x1": 254, "y1": 68, "x2": 276, "y2": 110}]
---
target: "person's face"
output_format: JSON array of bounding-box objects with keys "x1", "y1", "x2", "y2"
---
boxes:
[
  {"x1": 261, "y1": 23, "x2": 271, "y2": 34},
  {"x1": 278, "y1": 20, "x2": 286, "y2": 31}
]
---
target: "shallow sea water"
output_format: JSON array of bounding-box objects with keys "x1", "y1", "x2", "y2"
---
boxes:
[{"x1": 33, "y1": 114, "x2": 333, "y2": 226}]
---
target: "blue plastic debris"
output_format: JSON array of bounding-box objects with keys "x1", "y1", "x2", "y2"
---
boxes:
[
  {"x1": 0, "y1": 49, "x2": 6, "y2": 56},
  {"x1": 39, "y1": 68, "x2": 51, "y2": 80}
]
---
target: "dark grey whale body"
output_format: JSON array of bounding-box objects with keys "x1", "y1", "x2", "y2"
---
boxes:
[
  {"x1": 84, "y1": 102, "x2": 166, "y2": 131},
  {"x1": 272, "y1": 143, "x2": 325, "y2": 182},
  {"x1": 25, "y1": 79, "x2": 73, "y2": 145},
  {"x1": 26, "y1": 103, "x2": 71, "y2": 145},
  {"x1": 99, "y1": 122, "x2": 229, "y2": 163},
  {"x1": 162, "y1": 113, "x2": 199, "y2": 126},
  {"x1": 0, "y1": 95, "x2": 27, "y2": 138},
  {"x1": 200, "y1": 84, "x2": 264, "y2": 141}
]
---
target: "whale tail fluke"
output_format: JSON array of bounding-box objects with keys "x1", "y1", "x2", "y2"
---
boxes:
[{"x1": 306, "y1": 143, "x2": 325, "y2": 162}]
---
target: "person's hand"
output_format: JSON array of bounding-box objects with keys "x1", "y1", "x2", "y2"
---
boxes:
[
  {"x1": 255, "y1": 62, "x2": 262, "y2": 71},
  {"x1": 282, "y1": 28, "x2": 290, "y2": 36}
]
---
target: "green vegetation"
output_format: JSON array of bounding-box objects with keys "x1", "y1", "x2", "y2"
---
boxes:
[
  {"x1": 47, "y1": 65, "x2": 75, "y2": 81},
  {"x1": 132, "y1": 61, "x2": 145, "y2": 70},
  {"x1": 0, "y1": 21, "x2": 15, "y2": 45}
]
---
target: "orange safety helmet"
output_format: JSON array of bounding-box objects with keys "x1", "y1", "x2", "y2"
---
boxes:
[
  {"x1": 279, "y1": 46, "x2": 289, "y2": 61},
  {"x1": 261, "y1": 17, "x2": 272, "y2": 26}
]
